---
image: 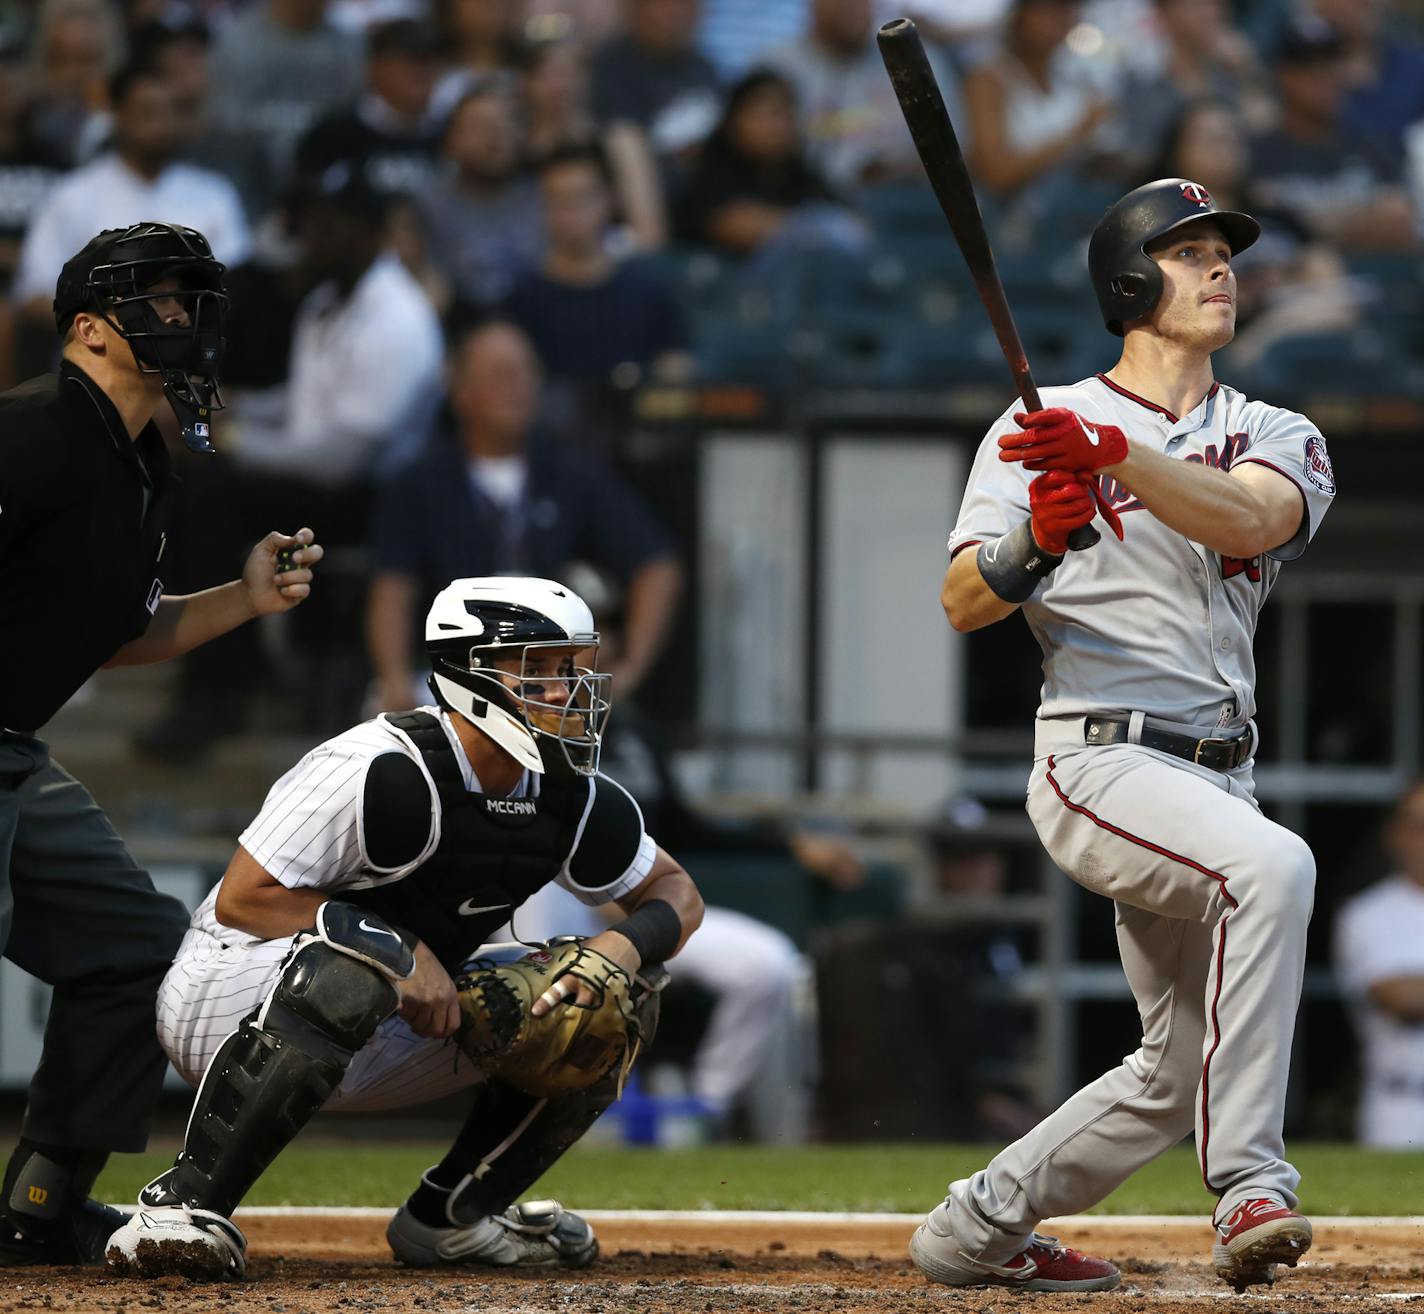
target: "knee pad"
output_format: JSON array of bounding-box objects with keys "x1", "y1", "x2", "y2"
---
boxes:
[{"x1": 167, "y1": 904, "x2": 409, "y2": 1217}]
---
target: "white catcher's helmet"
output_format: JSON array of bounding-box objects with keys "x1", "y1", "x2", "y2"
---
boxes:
[{"x1": 425, "y1": 577, "x2": 611, "y2": 775}]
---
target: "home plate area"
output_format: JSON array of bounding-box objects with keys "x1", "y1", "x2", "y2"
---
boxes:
[{"x1": 9, "y1": 1213, "x2": 1424, "y2": 1314}]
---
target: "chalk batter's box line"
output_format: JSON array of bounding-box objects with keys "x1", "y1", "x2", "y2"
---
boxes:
[{"x1": 221, "y1": 1208, "x2": 1424, "y2": 1226}]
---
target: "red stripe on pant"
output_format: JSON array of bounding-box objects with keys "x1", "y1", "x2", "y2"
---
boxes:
[{"x1": 1044, "y1": 754, "x2": 1238, "y2": 1193}]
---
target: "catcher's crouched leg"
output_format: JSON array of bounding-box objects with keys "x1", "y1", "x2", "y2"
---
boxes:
[
  {"x1": 107, "y1": 904, "x2": 412, "y2": 1281},
  {"x1": 388, "y1": 971, "x2": 664, "y2": 1269}
]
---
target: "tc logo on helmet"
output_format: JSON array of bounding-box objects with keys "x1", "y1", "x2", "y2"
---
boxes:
[{"x1": 1180, "y1": 182, "x2": 1212, "y2": 208}]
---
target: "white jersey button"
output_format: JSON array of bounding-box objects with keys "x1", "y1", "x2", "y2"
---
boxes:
[{"x1": 1219, "y1": 637, "x2": 1233, "y2": 651}]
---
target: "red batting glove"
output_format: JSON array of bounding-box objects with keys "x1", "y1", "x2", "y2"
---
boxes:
[
  {"x1": 999, "y1": 408, "x2": 1129, "y2": 472},
  {"x1": 1029, "y1": 470, "x2": 1097, "y2": 555}
]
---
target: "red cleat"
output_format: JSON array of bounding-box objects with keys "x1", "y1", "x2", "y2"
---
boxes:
[
  {"x1": 910, "y1": 1225, "x2": 1121, "y2": 1292},
  {"x1": 1212, "y1": 1199, "x2": 1312, "y2": 1292}
]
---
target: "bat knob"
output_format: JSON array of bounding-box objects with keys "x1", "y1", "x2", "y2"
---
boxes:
[
  {"x1": 1067, "y1": 525, "x2": 1100, "y2": 551},
  {"x1": 878, "y1": 17, "x2": 916, "y2": 37}
]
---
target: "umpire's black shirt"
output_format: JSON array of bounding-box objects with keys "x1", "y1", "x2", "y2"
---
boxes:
[{"x1": 0, "y1": 361, "x2": 174, "y2": 733}]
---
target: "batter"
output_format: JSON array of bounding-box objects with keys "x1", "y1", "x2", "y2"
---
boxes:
[{"x1": 912, "y1": 178, "x2": 1334, "y2": 1294}]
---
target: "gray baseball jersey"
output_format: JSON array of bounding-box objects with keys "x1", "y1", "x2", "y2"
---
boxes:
[
  {"x1": 949, "y1": 374, "x2": 1335, "y2": 727},
  {"x1": 919, "y1": 374, "x2": 1335, "y2": 1269}
]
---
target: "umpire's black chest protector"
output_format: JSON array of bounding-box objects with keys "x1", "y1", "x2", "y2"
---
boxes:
[{"x1": 349, "y1": 710, "x2": 591, "y2": 970}]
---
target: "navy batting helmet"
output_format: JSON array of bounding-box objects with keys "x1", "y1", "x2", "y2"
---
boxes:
[{"x1": 1088, "y1": 179, "x2": 1260, "y2": 336}]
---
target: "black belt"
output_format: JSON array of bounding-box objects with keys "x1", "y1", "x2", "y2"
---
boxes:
[{"x1": 1084, "y1": 717, "x2": 1253, "y2": 771}]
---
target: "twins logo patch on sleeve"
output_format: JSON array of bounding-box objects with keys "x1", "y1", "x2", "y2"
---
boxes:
[{"x1": 1304, "y1": 434, "x2": 1335, "y2": 495}]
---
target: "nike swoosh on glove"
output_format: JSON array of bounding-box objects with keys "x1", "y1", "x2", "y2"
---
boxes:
[{"x1": 999, "y1": 408, "x2": 1129, "y2": 472}]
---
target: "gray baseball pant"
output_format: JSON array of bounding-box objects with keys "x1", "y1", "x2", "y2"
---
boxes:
[
  {"x1": 0, "y1": 733, "x2": 190, "y2": 1152},
  {"x1": 936, "y1": 720, "x2": 1312, "y2": 1263}
]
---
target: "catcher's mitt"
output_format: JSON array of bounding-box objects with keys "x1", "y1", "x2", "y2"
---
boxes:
[{"x1": 455, "y1": 941, "x2": 641, "y2": 1098}]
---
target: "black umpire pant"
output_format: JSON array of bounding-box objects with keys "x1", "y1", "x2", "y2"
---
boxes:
[{"x1": 0, "y1": 733, "x2": 188, "y2": 1151}]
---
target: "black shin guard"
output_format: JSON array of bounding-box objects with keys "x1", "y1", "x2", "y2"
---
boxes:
[
  {"x1": 412, "y1": 980, "x2": 664, "y2": 1225},
  {"x1": 163, "y1": 941, "x2": 401, "y2": 1218}
]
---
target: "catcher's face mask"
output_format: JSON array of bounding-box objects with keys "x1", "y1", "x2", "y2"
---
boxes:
[{"x1": 485, "y1": 641, "x2": 612, "y2": 775}]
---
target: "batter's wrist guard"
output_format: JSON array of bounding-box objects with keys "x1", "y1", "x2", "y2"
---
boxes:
[{"x1": 977, "y1": 519, "x2": 1064, "y2": 603}]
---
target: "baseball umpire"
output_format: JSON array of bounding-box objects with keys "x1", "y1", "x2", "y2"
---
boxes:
[
  {"x1": 105, "y1": 575, "x2": 702, "y2": 1280},
  {"x1": 0, "y1": 221, "x2": 323, "y2": 1264},
  {"x1": 911, "y1": 180, "x2": 1333, "y2": 1294}
]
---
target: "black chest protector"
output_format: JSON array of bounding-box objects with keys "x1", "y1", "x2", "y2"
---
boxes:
[{"x1": 349, "y1": 710, "x2": 591, "y2": 971}]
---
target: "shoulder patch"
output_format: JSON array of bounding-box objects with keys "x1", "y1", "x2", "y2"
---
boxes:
[
  {"x1": 1304, "y1": 433, "x2": 1335, "y2": 495},
  {"x1": 363, "y1": 751, "x2": 435, "y2": 870}
]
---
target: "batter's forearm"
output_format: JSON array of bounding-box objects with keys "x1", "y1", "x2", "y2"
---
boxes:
[
  {"x1": 942, "y1": 548, "x2": 1019, "y2": 633},
  {"x1": 1104, "y1": 445, "x2": 1280, "y2": 559},
  {"x1": 104, "y1": 582, "x2": 255, "y2": 667}
]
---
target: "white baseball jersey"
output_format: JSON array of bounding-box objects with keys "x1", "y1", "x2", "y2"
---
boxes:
[
  {"x1": 1335, "y1": 876, "x2": 1424, "y2": 1147},
  {"x1": 157, "y1": 707, "x2": 657, "y2": 1109},
  {"x1": 950, "y1": 374, "x2": 1335, "y2": 727}
]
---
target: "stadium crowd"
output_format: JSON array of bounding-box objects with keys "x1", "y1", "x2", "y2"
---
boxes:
[{"x1": 0, "y1": 0, "x2": 1415, "y2": 746}]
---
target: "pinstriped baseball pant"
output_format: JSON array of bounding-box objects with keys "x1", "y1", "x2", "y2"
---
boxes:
[
  {"x1": 157, "y1": 925, "x2": 488, "y2": 1112},
  {"x1": 936, "y1": 730, "x2": 1312, "y2": 1264}
]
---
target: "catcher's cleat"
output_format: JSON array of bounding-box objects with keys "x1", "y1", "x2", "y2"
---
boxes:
[
  {"x1": 0, "y1": 1198, "x2": 127, "y2": 1267},
  {"x1": 1212, "y1": 1199, "x2": 1312, "y2": 1292},
  {"x1": 104, "y1": 1205, "x2": 247, "y2": 1281},
  {"x1": 910, "y1": 1215, "x2": 1120, "y2": 1293},
  {"x1": 388, "y1": 1199, "x2": 598, "y2": 1269}
]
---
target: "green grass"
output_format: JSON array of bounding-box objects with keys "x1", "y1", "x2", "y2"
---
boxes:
[{"x1": 93, "y1": 1143, "x2": 1424, "y2": 1216}]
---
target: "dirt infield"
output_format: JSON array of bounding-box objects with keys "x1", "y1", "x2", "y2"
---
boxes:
[{"x1": 7, "y1": 1214, "x2": 1423, "y2": 1314}]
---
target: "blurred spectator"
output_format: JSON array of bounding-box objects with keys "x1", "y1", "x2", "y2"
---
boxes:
[
  {"x1": 415, "y1": 83, "x2": 542, "y2": 311},
  {"x1": 675, "y1": 67, "x2": 867, "y2": 265},
  {"x1": 28, "y1": 0, "x2": 122, "y2": 165},
  {"x1": 366, "y1": 319, "x2": 681, "y2": 711},
  {"x1": 1313, "y1": 0, "x2": 1424, "y2": 166},
  {"x1": 1250, "y1": 15, "x2": 1417, "y2": 252},
  {"x1": 128, "y1": 13, "x2": 260, "y2": 190},
  {"x1": 207, "y1": 0, "x2": 363, "y2": 214},
  {"x1": 763, "y1": 0, "x2": 959, "y2": 192},
  {"x1": 924, "y1": 795, "x2": 1038, "y2": 1141},
  {"x1": 295, "y1": 18, "x2": 444, "y2": 202},
  {"x1": 698, "y1": 0, "x2": 807, "y2": 80},
  {"x1": 0, "y1": 41, "x2": 64, "y2": 291},
  {"x1": 518, "y1": 29, "x2": 666, "y2": 247},
  {"x1": 1113, "y1": 0, "x2": 1274, "y2": 168},
  {"x1": 12, "y1": 61, "x2": 250, "y2": 327},
  {"x1": 1150, "y1": 99, "x2": 1360, "y2": 370},
  {"x1": 1335, "y1": 780, "x2": 1424, "y2": 1147},
  {"x1": 505, "y1": 143, "x2": 690, "y2": 386},
  {"x1": 432, "y1": 0, "x2": 523, "y2": 113},
  {"x1": 137, "y1": 163, "x2": 442, "y2": 760},
  {"x1": 589, "y1": 0, "x2": 722, "y2": 156},
  {"x1": 960, "y1": 0, "x2": 1114, "y2": 200}
]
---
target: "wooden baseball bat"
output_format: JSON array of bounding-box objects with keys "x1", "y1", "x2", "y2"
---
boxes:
[{"x1": 877, "y1": 17, "x2": 1099, "y2": 550}]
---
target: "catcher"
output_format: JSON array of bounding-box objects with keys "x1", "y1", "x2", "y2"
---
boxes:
[{"x1": 105, "y1": 576, "x2": 703, "y2": 1280}]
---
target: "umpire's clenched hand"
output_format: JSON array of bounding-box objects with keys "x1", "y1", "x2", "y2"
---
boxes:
[
  {"x1": 243, "y1": 528, "x2": 325, "y2": 616},
  {"x1": 397, "y1": 940, "x2": 462, "y2": 1039}
]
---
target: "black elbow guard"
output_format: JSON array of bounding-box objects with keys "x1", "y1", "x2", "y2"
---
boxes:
[{"x1": 976, "y1": 519, "x2": 1063, "y2": 604}]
